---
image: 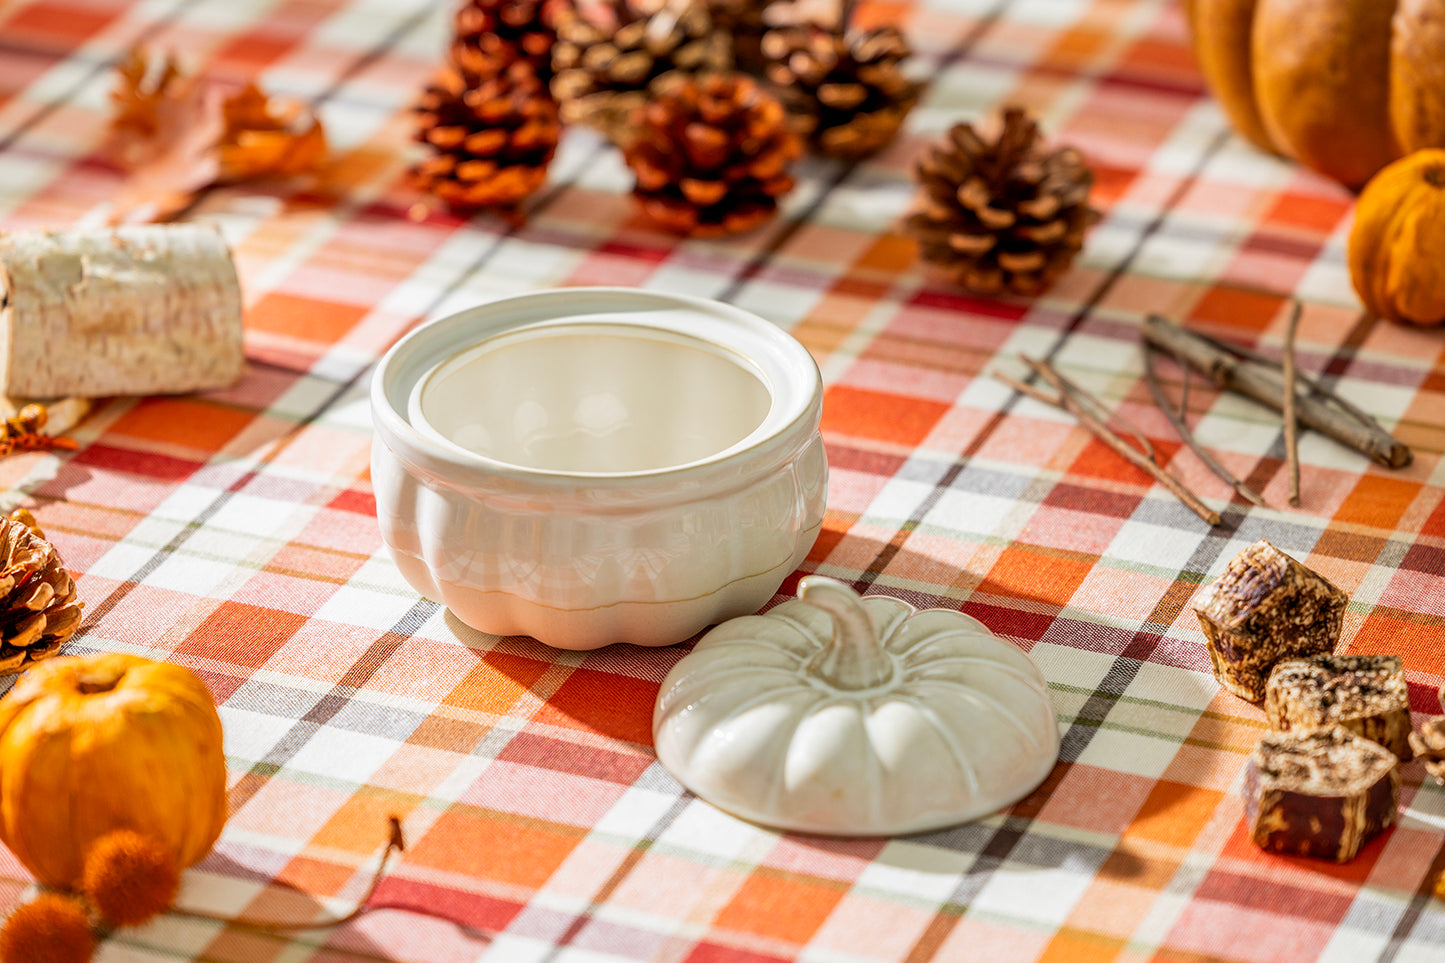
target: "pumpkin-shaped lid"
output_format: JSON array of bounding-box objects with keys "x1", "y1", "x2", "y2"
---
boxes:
[{"x1": 653, "y1": 576, "x2": 1060, "y2": 836}]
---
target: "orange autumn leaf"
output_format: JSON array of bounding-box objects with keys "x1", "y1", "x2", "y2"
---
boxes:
[
  {"x1": 109, "y1": 67, "x2": 224, "y2": 223},
  {"x1": 217, "y1": 83, "x2": 327, "y2": 179},
  {"x1": 107, "y1": 48, "x2": 327, "y2": 222}
]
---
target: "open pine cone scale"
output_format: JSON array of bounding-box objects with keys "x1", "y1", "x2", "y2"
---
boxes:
[
  {"x1": 0, "y1": 509, "x2": 82, "y2": 675},
  {"x1": 623, "y1": 73, "x2": 800, "y2": 237},
  {"x1": 412, "y1": 59, "x2": 560, "y2": 217},
  {"x1": 761, "y1": 22, "x2": 917, "y2": 158},
  {"x1": 906, "y1": 106, "x2": 1097, "y2": 296},
  {"x1": 551, "y1": 0, "x2": 730, "y2": 145}
]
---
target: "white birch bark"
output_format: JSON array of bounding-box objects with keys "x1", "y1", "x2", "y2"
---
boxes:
[{"x1": 0, "y1": 224, "x2": 244, "y2": 397}]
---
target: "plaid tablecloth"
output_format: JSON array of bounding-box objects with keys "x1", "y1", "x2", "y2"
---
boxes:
[{"x1": 3, "y1": 0, "x2": 1445, "y2": 960}]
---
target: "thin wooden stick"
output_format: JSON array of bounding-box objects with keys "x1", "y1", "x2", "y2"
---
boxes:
[
  {"x1": 994, "y1": 371, "x2": 1062, "y2": 407},
  {"x1": 1141, "y1": 315, "x2": 1411, "y2": 468},
  {"x1": 1142, "y1": 345, "x2": 1267, "y2": 507},
  {"x1": 1038, "y1": 362, "x2": 1157, "y2": 461},
  {"x1": 174, "y1": 818, "x2": 409, "y2": 933},
  {"x1": 1281, "y1": 301, "x2": 1302, "y2": 506},
  {"x1": 1001, "y1": 358, "x2": 1221, "y2": 526}
]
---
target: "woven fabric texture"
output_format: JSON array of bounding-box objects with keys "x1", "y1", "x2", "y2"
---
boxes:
[{"x1": 1, "y1": 0, "x2": 1444, "y2": 960}]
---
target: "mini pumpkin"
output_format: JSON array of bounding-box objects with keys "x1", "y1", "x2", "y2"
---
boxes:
[
  {"x1": 1186, "y1": 0, "x2": 1445, "y2": 188},
  {"x1": 1348, "y1": 149, "x2": 1445, "y2": 327},
  {"x1": 652, "y1": 576, "x2": 1060, "y2": 835},
  {"x1": 0, "y1": 653, "x2": 228, "y2": 889}
]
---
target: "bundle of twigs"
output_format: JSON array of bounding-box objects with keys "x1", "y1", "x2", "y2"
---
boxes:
[{"x1": 993, "y1": 309, "x2": 1413, "y2": 526}]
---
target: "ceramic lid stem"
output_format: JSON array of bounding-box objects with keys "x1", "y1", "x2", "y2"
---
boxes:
[{"x1": 800, "y1": 576, "x2": 895, "y2": 690}]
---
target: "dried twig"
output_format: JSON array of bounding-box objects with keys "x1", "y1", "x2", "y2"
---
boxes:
[
  {"x1": 996, "y1": 359, "x2": 1221, "y2": 526},
  {"x1": 1141, "y1": 315, "x2": 1411, "y2": 469},
  {"x1": 1142, "y1": 345, "x2": 1266, "y2": 507},
  {"x1": 1281, "y1": 301, "x2": 1302, "y2": 506},
  {"x1": 174, "y1": 817, "x2": 405, "y2": 932},
  {"x1": 164, "y1": 817, "x2": 493, "y2": 942},
  {"x1": 1038, "y1": 361, "x2": 1157, "y2": 461}
]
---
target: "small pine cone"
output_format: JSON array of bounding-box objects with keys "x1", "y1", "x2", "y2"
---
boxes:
[
  {"x1": 761, "y1": 23, "x2": 918, "y2": 159},
  {"x1": 1409, "y1": 713, "x2": 1445, "y2": 785},
  {"x1": 412, "y1": 59, "x2": 561, "y2": 218},
  {"x1": 0, "y1": 509, "x2": 83, "y2": 676},
  {"x1": 905, "y1": 106, "x2": 1098, "y2": 297},
  {"x1": 705, "y1": 0, "x2": 768, "y2": 73},
  {"x1": 623, "y1": 72, "x2": 801, "y2": 237},
  {"x1": 453, "y1": 0, "x2": 560, "y2": 82},
  {"x1": 550, "y1": 0, "x2": 731, "y2": 145}
]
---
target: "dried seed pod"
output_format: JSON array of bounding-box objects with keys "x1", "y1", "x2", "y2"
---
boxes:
[
  {"x1": 761, "y1": 23, "x2": 918, "y2": 159},
  {"x1": 549, "y1": 0, "x2": 730, "y2": 145},
  {"x1": 1265, "y1": 654, "x2": 1412, "y2": 760},
  {"x1": 411, "y1": 59, "x2": 561, "y2": 219},
  {"x1": 1244, "y1": 726, "x2": 1398, "y2": 862},
  {"x1": 0, "y1": 508, "x2": 83, "y2": 676},
  {"x1": 1192, "y1": 540, "x2": 1347, "y2": 704},
  {"x1": 903, "y1": 106, "x2": 1097, "y2": 297},
  {"x1": 623, "y1": 72, "x2": 801, "y2": 236},
  {"x1": 452, "y1": 0, "x2": 561, "y2": 82},
  {"x1": 1410, "y1": 711, "x2": 1445, "y2": 785}
]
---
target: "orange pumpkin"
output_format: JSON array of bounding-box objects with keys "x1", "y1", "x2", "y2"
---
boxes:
[
  {"x1": 1185, "y1": 0, "x2": 1445, "y2": 188},
  {"x1": 1348, "y1": 149, "x2": 1445, "y2": 326},
  {"x1": 0, "y1": 653, "x2": 228, "y2": 889}
]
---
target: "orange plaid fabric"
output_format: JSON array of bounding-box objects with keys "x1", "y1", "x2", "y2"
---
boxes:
[{"x1": 1, "y1": 0, "x2": 1443, "y2": 960}]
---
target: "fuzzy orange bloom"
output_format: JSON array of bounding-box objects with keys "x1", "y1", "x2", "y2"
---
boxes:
[
  {"x1": 81, "y1": 830, "x2": 181, "y2": 927},
  {"x1": 0, "y1": 893, "x2": 95, "y2": 963}
]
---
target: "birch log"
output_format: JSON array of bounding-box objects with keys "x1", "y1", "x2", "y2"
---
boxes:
[{"x1": 0, "y1": 224, "x2": 244, "y2": 398}]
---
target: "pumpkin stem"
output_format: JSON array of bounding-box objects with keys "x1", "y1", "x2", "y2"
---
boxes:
[
  {"x1": 1426, "y1": 164, "x2": 1445, "y2": 189},
  {"x1": 798, "y1": 575, "x2": 895, "y2": 690}
]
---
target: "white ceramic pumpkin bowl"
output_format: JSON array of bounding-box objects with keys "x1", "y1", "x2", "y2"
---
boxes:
[
  {"x1": 653, "y1": 576, "x2": 1061, "y2": 836},
  {"x1": 370, "y1": 288, "x2": 827, "y2": 650}
]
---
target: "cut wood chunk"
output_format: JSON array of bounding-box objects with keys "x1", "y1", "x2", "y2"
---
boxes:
[
  {"x1": 1245, "y1": 726, "x2": 1398, "y2": 862},
  {"x1": 0, "y1": 225, "x2": 243, "y2": 398},
  {"x1": 1266, "y1": 654, "x2": 1412, "y2": 760}
]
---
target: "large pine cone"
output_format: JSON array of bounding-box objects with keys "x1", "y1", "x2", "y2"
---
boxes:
[
  {"x1": 762, "y1": 23, "x2": 918, "y2": 159},
  {"x1": 624, "y1": 73, "x2": 801, "y2": 236},
  {"x1": 412, "y1": 59, "x2": 562, "y2": 217},
  {"x1": 551, "y1": 0, "x2": 730, "y2": 145},
  {"x1": 905, "y1": 106, "x2": 1096, "y2": 296},
  {"x1": 453, "y1": 0, "x2": 559, "y2": 82},
  {"x1": 0, "y1": 509, "x2": 83, "y2": 676}
]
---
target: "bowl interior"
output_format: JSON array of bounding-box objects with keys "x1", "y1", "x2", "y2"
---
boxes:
[{"x1": 414, "y1": 322, "x2": 773, "y2": 474}]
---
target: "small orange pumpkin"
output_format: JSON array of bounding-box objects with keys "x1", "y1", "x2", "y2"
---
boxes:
[
  {"x1": 1186, "y1": 0, "x2": 1445, "y2": 188},
  {"x1": 0, "y1": 653, "x2": 228, "y2": 889},
  {"x1": 1348, "y1": 149, "x2": 1445, "y2": 327}
]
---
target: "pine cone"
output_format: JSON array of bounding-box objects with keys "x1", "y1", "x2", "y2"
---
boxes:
[
  {"x1": 905, "y1": 106, "x2": 1097, "y2": 297},
  {"x1": 412, "y1": 59, "x2": 561, "y2": 218},
  {"x1": 453, "y1": 0, "x2": 559, "y2": 82},
  {"x1": 624, "y1": 72, "x2": 801, "y2": 237},
  {"x1": 550, "y1": 0, "x2": 731, "y2": 145},
  {"x1": 1410, "y1": 713, "x2": 1445, "y2": 785},
  {"x1": 0, "y1": 509, "x2": 82, "y2": 676},
  {"x1": 761, "y1": 23, "x2": 918, "y2": 159},
  {"x1": 705, "y1": 0, "x2": 768, "y2": 73}
]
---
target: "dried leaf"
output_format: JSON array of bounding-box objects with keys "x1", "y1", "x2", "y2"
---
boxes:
[
  {"x1": 109, "y1": 78, "x2": 224, "y2": 223},
  {"x1": 107, "y1": 48, "x2": 327, "y2": 223},
  {"x1": 108, "y1": 48, "x2": 185, "y2": 165},
  {"x1": 217, "y1": 82, "x2": 328, "y2": 180}
]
